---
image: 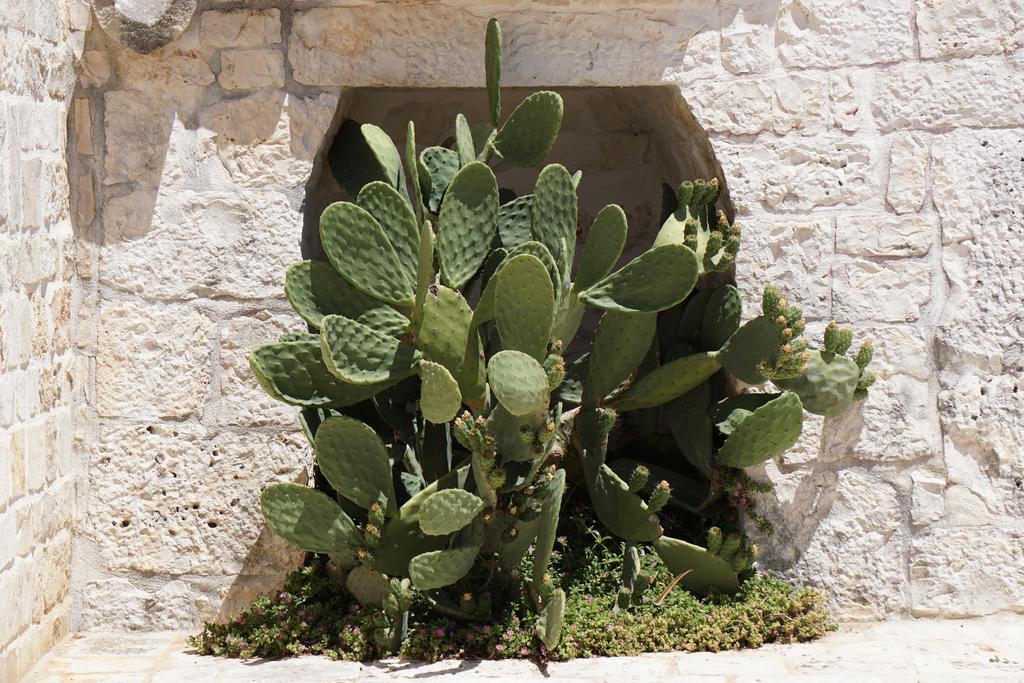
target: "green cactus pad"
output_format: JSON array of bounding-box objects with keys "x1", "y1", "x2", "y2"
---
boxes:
[
  {"x1": 507, "y1": 240, "x2": 562, "y2": 297},
  {"x1": 613, "y1": 352, "x2": 720, "y2": 411},
  {"x1": 345, "y1": 565, "x2": 391, "y2": 606},
  {"x1": 356, "y1": 307, "x2": 411, "y2": 339},
  {"x1": 406, "y1": 121, "x2": 423, "y2": 223},
  {"x1": 260, "y1": 482, "x2": 360, "y2": 556},
  {"x1": 485, "y1": 18, "x2": 501, "y2": 127},
  {"x1": 584, "y1": 311, "x2": 657, "y2": 408},
  {"x1": 409, "y1": 546, "x2": 480, "y2": 590},
  {"x1": 653, "y1": 535, "x2": 739, "y2": 595},
  {"x1": 497, "y1": 195, "x2": 533, "y2": 249},
  {"x1": 486, "y1": 405, "x2": 544, "y2": 462},
  {"x1": 455, "y1": 113, "x2": 475, "y2": 167},
  {"x1": 492, "y1": 91, "x2": 563, "y2": 167},
  {"x1": 417, "y1": 285, "x2": 473, "y2": 375},
  {"x1": 357, "y1": 181, "x2": 419, "y2": 283},
  {"x1": 487, "y1": 350, "x2": 550, "y2": 416},
  {"x1": 374, "y1": 467, "x2": 470, "y2": 576},
  {"x1": 418, "y1": 489, "x2": 485, "y2": 536},
  {"x1": 250, "y1": 341, "x2": 391, "y2": 408},
  {"x1": 277, "y1": 332, "x2": 319, "y2": 343},
  {"x1": 496, "y1": 254, "x2": 554, "y2": 361},
  {"x1": 437, "y1": 161, "x2": 499, "y2": 289},
  {"x1": 420, "y1": 146, "x2": 460, "y2": 214},
  {"x1": 578, "y1": 244, "x2": 698, "y2": 314},
  {"x1": 532, "y1": 469, "x2": 565, "y2": 594},
  {"x1": 776, "y1": 350, "x2": 860, "y2": 416},
  {"x1": 536, "y1": 588, "x2": 566, "y2": 650},
  {"x1": 360, "y1": 124, "x2": 406, "y2": 193},
  {"x1": 575, "y1": 205, "x2": 628, "y2": 291},
  {"x1": 457, "y1": 330, "x2": 487, "y2": 408},
  {"x1": 587, "y1": 461, "x2": 663, "y2": 542},
  {"x1": 315, "y1": 416, "x2": 398, "y2": 514},
  {"x1": 665, "y1": 386, "x2": 714, "y2": 477},
  {"x1": 320, "y1": 315, "x2": 421, "y2": 385},
  {"x1": 609, "y1": 459, "x2": 709, "y2": 513},
  {"x1": 320, "y1": 202, "x2": 414, "y2": 307},
  {"x1": 531, "y1": 164, "x2": 577, "y2": 273},
  {"x1": 413, "y1": 220, "x2": 435, "y2": 325},
  {"x1": 419, "y1": 361, "x2": 462, "y2": 424},
  {"x1": 718, "y1": 315, "x2": 781, "y2": 385},
  {"x1": 285, "y1": 261, "x2": 388, "y2": 330},
  {"x1": 715, "y1": 391, "x2": 803, "y2": 468},
  {"x1": 701, "y1": 285, "x2": 742, "y2": 350}
]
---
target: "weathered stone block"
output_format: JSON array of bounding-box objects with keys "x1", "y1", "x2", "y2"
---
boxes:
[
  {"x1": 218, "y1": 49, "x2": 285, "y2": 90},
  {"x1": 833, "y1": 258, "x2": 931, "y2": 323},
  {"x1": 103, "y1": 91, "x2": 175, "y2": 188},
  {"x1": 916, "y1": 0, "x2": 1024, "y2": 58},
  {"x1": 836, "y1": 214, "x2": 934, "y2": 257},
  {"x1": 86, "y1": 423, "x2": 306, "y2": 577},
  {"x1": 199, "y1": 9, "x2": 280, "y2": 48},
  {"x1": 775, "y1": 0, "x2": 913, "y2": 68},
  {"x1": 874, "y1": 59, "x2": 1024, "y2": 132},
  {"x1": 95, "y1": 300, "x2": 212, "y2": 420},
  {"x1": 886, "y1": 133, "x2": 928, "y2": 214},
  {"x1": 218, "y1": 311, "x2": 303, "y2": 428},
  {"x1": 689, "y1": 74, "x2": 827, "y2": 136}
]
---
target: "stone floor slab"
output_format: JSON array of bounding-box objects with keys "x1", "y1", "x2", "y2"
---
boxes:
[{"x1": 23, "y1": 613, "x2": 1024, "y2": 681}]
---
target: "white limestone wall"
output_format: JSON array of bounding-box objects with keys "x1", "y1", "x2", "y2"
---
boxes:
[
  {"x1": 0, "y1": 0, "x2": 89, "y2": 679},
  {"x1": 58, "y1": 0, "x2": 1024, "y2": 635}
]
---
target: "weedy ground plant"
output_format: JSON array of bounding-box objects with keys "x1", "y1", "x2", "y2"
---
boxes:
[{"x1": 238, "y1": 18, "x2": 875, "y2": 657}]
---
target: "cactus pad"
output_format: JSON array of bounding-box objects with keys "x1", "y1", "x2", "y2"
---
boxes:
[
  {"x1": 715, "y1": 391, "x2": 803, "y2": 468},
  {"x1": 485, "y1": 18, "x2": 502, "y2": 127},
  {"x1": 320, "y1": 202, "x2": 414, "y2": 307},
  {"x1": 320, "y1": 315, "x2": 421, "y2": 385},
  {"x1": 653, "y1": 535, "x2": 739, "y2": 595},
  {"x1": 531, "y1": 469, "x2": 565, "y2": 594},
  {"x1": 718, "y1": 316, "x2": 781, "y2": 385},
  {"x1": 584, "y1": 311, "x2": 657, "y2": 408},
  {"x1": 701, "y1": 285, "x2": 742, "y2": 350},
  {"x1": 285, "y1": 260, "x2": 385, "y2": 330},
  {"x1": 536, "y1": 588, "x2": 566, "y2": 650},
  {"x1": 417, "y1": 285, "x2": 473, "y2": 375},
  {"x1": 360, "y1": 124, "x2": 405, "y2": 192},
  {"x1": 357, "y1": 181, "x2": 419, "y2": 283},
  {"x1": 579, "y1": 244, "x2": 698, "y2": 314},
  {"x1": 260, "y1": 482, "x2": 360, "y2": 556},
  {"x1": 487, "y1": 350, "x2": 550, "y2": 416},
  {"x1": 409, "y1": 546, "x2": 480, "y2": 590},
  {"x1": 315, "y1": 415, "x2": 398, "y2": 513},
  {"x1": 437, "y1": 161, "x2": 499, "y2": 289},
  {"x1": 775, "y1": 350, "x2": 860, "y2": 416},
  {"x1": 250, "y1": 341, "x2": 390, "y2": 408},
  {"x1": 531, "y1": 164, "x2": 577, "y2": 273},
  {"x1": 613, "y1": 352, "x2": 721, "y2": 411},
  {"x1": 346, "y1": 565, "x2": 391, "y2": 606},
  {"x1": 575, "y1": 205, "x2": 628, "y2": 291},
  {"x1": 419, "y1": 361, "x2": 462, "y2": 424},
  {"x1": 498, "y1": 195, "x2": 533, "y2": 249},
  {"x1": 418, "y1": 489, "x2": 485, "y2": 536},
  {"x1": 420, "y1": 146, "x2": 459, "y2": 213},
  {"x1": 492, "y1": 91, "x2": 563, "y2": 167},
  {"x1": 496, "y1": 254, "x2": 554, "y2": 361}
]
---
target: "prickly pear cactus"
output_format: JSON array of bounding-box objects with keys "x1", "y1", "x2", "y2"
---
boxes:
[{"x1": 251, "y1": 17, "x2": 878, "y2": 655}]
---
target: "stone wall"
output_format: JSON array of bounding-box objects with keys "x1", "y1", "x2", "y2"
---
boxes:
[
  {"x1": 55, "y1": 0, "x2": 1024, "y2": 637},
  {"x1": 0, "y1": 0, "x2": 87, "y2": 679}
]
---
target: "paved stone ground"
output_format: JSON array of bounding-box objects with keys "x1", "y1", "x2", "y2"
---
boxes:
[{"x1": 24, "y1": 613, "x2": 1024, "y2": 682}]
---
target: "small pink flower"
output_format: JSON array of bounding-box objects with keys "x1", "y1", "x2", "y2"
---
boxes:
[
  {"x1": 297, "y1": 610, "x2": 305, "y2": 617},
  {"x1": 519, "y1": 647, "x2": 530, "y2": 656},
  {"x1": 557, "y1": 536, "x2": 567, "y2": 544},
  {"x1": 606, "y1": 625, "x2": 614, "y2": 632},
  {"x1": 466, "y1": 634, "x2": 475, "y2": 642},
  {"x1": 482, "y1": 625, "x2": 492, "y2": 634},
  {"x1": 352, "y1": 626, "x2": 360, "y2": 633},
  {"x1": 434, "y1": 627, "x2": 446, "y2": 638},
  {"x1": 495, "y1": 644, "x2": 504, "y2": 652}
]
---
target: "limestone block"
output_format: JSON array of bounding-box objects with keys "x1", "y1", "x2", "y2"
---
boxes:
[
  {"x1": 916, "y1": 0, "x2": 1024, "y2": 58},
  {"x1": 911, "y1": 526, "x2": 1024, "y2": 616},
  {"x1": 100, "y1": 189, "x2": 299, "y2": 300},
  {"x1": 850, "y1": 324, "x2": 931, "y2": 381},
  {"x1": 688, "y1": 73, "x2": 827, "y2": 136},
  {"x1": 92, "y1": 0, "x2": 198, "y2": 54},
  {"x1": 826, "y1": 374, "x2": 939, "y2": 462},
  {"x1": 756, "y1": 468, "x2": 909, "y2": 619},
  {"x1": 886, "y1": 133, "x2": 928, "y2": 214},
  {"x1": 874, "y1": 59, "x2": 1024, "y2": 132},
  {"x1": 775, "y1": 0, "x2": 913, "y2": 68},
  {"x1": 103, "y1": 91, "x2": 175, "y2": 188},
  {"x1": 836, "y1": 214, "x2": 934, "y2": 257},
  {"x1": 80, "y1": 50, "x2": 112, "y2": 88},
  {"x1": 716, "y1": 135, "x2": 877, "y2": 212},
  {"x1": 119, "y1": 47, "x2": 215, "y2": 89},
  {"x1": 80, "y1": 577, "x2": 215, "y2": 630},
  {"x1": 939, "y1": 373, "x2": 1024, "y2": 479},
  {"x1": 218, "y1": 49, "x2": 285, "y2": 91},
  {"x1": 199, "y1": 9, "x2": 281, "y2": 48},
  {"x1": 735, "y1": 215, "x2": 833, "y2": 320},
  {"x1": 290, "y1": 5, "x2": 715, "y2": 87},
  {"x1": 95, "y1": 300, "x2": 212, "y2": 420},
  {"x1": 719, "y1": 6, "x2": 778, "y2": 74},
  {"x1": 910, "y1": 471, "x2": 946, "y2": 526},
  {"x1": 931, "y1": 130, "x2": 1024, "y2": 374},
  {"x1": 86, "y1": 423, "x2": 307, "y2": 577},
  {"x1": 832, "y1": 258, "x2": 931, "y2": 323},
  {"x1": 218, "y1": 311, "x2": 303, "y2": 428}
]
